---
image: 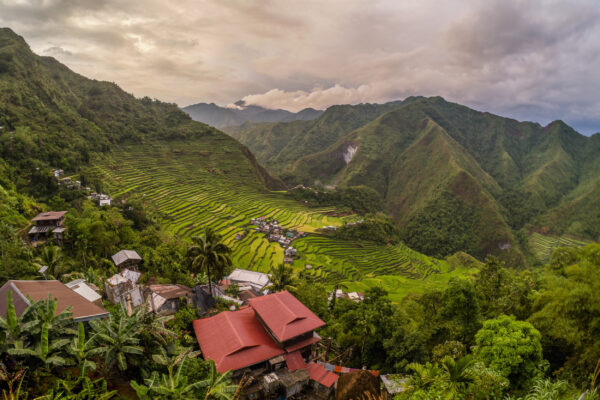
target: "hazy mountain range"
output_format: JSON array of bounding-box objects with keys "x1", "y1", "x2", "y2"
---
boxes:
[{"x1": 182, "y1": 101, "x2": 323, "y2": 128}]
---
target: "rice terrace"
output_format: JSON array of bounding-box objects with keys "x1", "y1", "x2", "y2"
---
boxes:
[{"x1": 87, "y1": 139, "x2": 471, "y2": 300}]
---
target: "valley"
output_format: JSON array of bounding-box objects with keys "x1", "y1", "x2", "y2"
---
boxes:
[{"x1": 88, "y1": 140, "x2": 469, "y2": 300}]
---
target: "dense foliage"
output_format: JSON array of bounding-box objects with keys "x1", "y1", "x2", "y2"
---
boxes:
[{"x1": 288, "y1": 185, "x2": 383, "y2": 215}]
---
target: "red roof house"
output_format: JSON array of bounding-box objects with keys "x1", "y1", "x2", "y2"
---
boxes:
[
  {"x1": 193, "y1": 307, "x2": 285, "y2": 373},
  {"x1": 248, "y1": 290, "x2": 325, "y2": 344},
  {"x1": 306, "y1": 362, "x2": 339, "y2": 388}
]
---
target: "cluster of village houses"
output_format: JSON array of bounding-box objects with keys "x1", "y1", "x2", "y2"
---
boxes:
[
  {"x1": 9, "y1": 209, "x2": 403, "y2": 398},
  {"x1": 52, "y1": 169, "x2": 113, "y2": 206},
  {"x1": 247, "y1": 217, "x2": 306, "y2": 264}
]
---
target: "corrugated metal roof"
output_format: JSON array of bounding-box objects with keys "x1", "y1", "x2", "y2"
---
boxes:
[
  {"x1": 111, "y1": 250, "x2": 141, "y2": 267},
  {"x1": 248, "y1": 291, "x2": 325, "y2": 342},
  {"x1": 193, "y1": 307, "x2": 285, "y2": 373},
  {"x1": 65, "y1": 280, "x2": 102, "y2": 303},
  {"x1": 0, "y1": 280, "x2": 108, "y2": 322},
  {"x1": 285, "y1": 351, "x2": 307, "y2": 372},
  {"x1": 31, "y1": 211, "x2": 67, "y2": 222},
  {"x1": 228, "y1": 269, "x2": 271, "y2": 288},
  {"x1": 306, "y1": 362, "x2": 339, "y2": 388}
]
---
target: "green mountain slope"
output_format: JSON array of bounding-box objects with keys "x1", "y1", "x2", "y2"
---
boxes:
[
  {"x1": 230, "y1": 96, "x2": 600, "y2": 262},
  {"x1": 0, "y1": 27, "x2": 282, "y2": 192}
]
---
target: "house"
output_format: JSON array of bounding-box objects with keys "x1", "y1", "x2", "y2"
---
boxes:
[
  {"x1": 283, "y1": 257, "x2": 294, "y2": 264},
  {"x1": 193, "y1": 285, "x2": 217, "y2": 313},
  {"x1": 98, "y1": 195, "x2": 112, "y2": 207},
  {"x1": 65, "y1": 279, "x2": 102, "y2": 306},
  {"x1": 144, "y1": 284, "x2": 193, "y2": 315},
  {"x1": 111, "y1": 249, "x2": 142, "y2": 270},
  {"x1": 28, "y1": 211, "x2": 67, "y2": 245},
  {"x1": 284, "y1": 247, "x2": 297, "y2": 257},
  {"x1": 193, "y1": 306, "x2": 286, "y2": 373},
  {"x1": 348, "y1": 292, "x2": 365, "y2": 302},
  {"x1": 227, "y1": 269, "x2": 271, "y2": 292},
  {"x1": 194, "y1": 291, "x2": 324, "y2": 372},
  {"x1": 0, "y1": 280, "x2": 109, "y2": 322},
  {"x1": 306, "y1": 362, "x2": 339, "y2": 398},
  {"x1": 248, "y1": 291, "x2": 325, "y2": 356},
  {"x1": 105, "y1": 269, "x2": 143, "y2": 310}
]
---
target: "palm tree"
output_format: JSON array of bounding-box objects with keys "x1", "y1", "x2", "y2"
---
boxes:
[
  {"x1": 33, "y1": 246, "x2": 69, "y2": 280},
  {"x1": 407, "y1": 362, "x2": 444, "y2": 391},
  {"x1": 88, "y1": 305, "x2": 144, "y2": 372},
  {"x1": 198, "y1": 360, "x2": 237, "y2": 400},
  {"x1": 440, "y1": 355, "x2": 475, "y2": 397},
  {"x1": 266, "y1": 263, "x2": 297, "y2": 292},
  {"x1": 187, "y1": 228, "x2": 232, "y2": 295}
]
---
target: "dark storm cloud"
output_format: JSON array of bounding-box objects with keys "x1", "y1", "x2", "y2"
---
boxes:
[{"x1": 1, "y1": 0, "x2": 599, "y2": 134}]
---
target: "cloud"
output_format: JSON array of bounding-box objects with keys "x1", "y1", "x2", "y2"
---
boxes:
[{"x1": 1, "y1": 0, "x2": 599, "y2": 133}]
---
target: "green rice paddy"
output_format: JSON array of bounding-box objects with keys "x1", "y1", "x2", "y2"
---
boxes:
[
  {"x1": 529, "y1": 232, "x2": 589, "y2": 262},
  {"x1": 89, "y1": 140, "x2": 472, "y2": 299}
]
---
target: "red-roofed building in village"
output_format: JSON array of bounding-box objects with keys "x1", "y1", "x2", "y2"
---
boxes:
[
  {"x1": 248, "y1": 290, "x2": 325, "y2": 356},
  {"x1": 193, "y1": 306, "x2": 285, "y2": 373},
  {"x1": 306, "y1": 362, "x2": 339, "y2": 397},
  {"x1": 193, "y1": 291, "x2": 336, "y2": 398}
]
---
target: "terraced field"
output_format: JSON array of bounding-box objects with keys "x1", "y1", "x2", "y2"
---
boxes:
[
  {"x1": 89, "y1": 140, "x2": 469, "y2": 299},
  {"x1": 529, "y1": 232, "x2": 589, "y2": 262}
]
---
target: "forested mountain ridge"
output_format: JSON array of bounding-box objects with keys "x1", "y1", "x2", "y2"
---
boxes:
[
  {"x1": 228, "y1": 96, "x2": 600, "y2": 263},
  {"x1": 182, "y1": 100, "x2": 323, "y2": 128},
  {"x1": 0, "y1": 27, "x2": 282, "y2": 195}
]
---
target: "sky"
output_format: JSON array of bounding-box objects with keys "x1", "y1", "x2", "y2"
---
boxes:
[{"x1": 1, "y1": 0, "x2": 599, "y2": 134}]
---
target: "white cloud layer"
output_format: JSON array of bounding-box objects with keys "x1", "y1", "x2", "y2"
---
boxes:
[{"x1": 1, "y1": 0, "x2": 600, "y2": 133}]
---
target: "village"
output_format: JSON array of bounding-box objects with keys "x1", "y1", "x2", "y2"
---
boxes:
[
  {"x1": 2, "y1": 207, "x2": 403, "y2": 399},
  {"x1": 246, "y1": 216, "x2": 306, "y2": 264}
]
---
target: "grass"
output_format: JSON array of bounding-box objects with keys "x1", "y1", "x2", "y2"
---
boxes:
[
  {"x1": 529, "y1": 232, "x2": 589, "y2": 262},
  {"x1": 88, "y1": 140, "x2": 473, "y2": 300}
]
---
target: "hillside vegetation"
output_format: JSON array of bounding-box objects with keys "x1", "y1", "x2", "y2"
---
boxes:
[
  {"x1": 0, "y1": 27, "x2": 281, "y2": 196},
  {"x1": 87, "y1": 141, "x2": 464, "y2": 300},
  {"x1": 229, "y1": 96, "x2": 600, "y2": 264}
]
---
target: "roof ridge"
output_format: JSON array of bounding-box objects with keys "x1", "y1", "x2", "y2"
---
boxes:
[{"x1": 224, "y1": 311, "x2": 245, "y2": 355}]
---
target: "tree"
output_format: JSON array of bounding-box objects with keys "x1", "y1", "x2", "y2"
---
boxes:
[
  {"x1": 187, "y1": 228, "x2": 232, "y2": 295},
  {"x1": 33, "y1": 246, "x2": 69, "y2": 280},
  {"x1": 474, "y1": 315, "x2": 545, "y2": 389},
  {"x1": 440, "y1": 355, "x2": 475, "y2": 397},
  {"x1": 88, "y1": 306, "x2": 144, "y2": 373},
  {"x1": 66, "y1": 322, "x2": 99, "y2": 375},
  {"x1": 266, "y1": 263, "x2": 296, "y2": 292},
  {"x1": 198, "y1": 360, "x2": 237, "y2": 400}
]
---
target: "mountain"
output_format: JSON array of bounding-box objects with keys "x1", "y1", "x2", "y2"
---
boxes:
[
  {"x1": 0, "y1": 27, "x2": 282, "y2": 193},
  {"x1": 228, "y1": 96, "x2": 600, "y2": 263},
  {"x1": 182, "y1": 100, "x2": 322, "y2": 128}
]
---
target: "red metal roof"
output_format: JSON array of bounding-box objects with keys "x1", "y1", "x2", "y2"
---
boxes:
[
  {"x1": 306, "y1": 362, "x2": 339, "y2": 388},
  {"x1": 248, "y1": 291, "x2": 325, "y2": 342},
  {"x1": 285, "y1": 351, "x2": 307, "y2": 372},
  {"x1": 193, "y1": 307, "x2": 284, "y2": 373}
]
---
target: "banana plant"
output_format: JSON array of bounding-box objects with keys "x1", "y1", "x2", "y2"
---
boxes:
[
  {"x1": 131, "y1": 355, "x2": 214, "y2": 400},
  {"x1": 66, "y1": 322, "x2": 99, "y2": 376},
  {"x1": 8, "y1": 322, "x2": 70, "y2": 369},
  {"x1": 88, "y1": 305, "x2": 144, "y2": 372},
  {"x1": 198, "y1": 360, "x2": 237, "y2": 400}
]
